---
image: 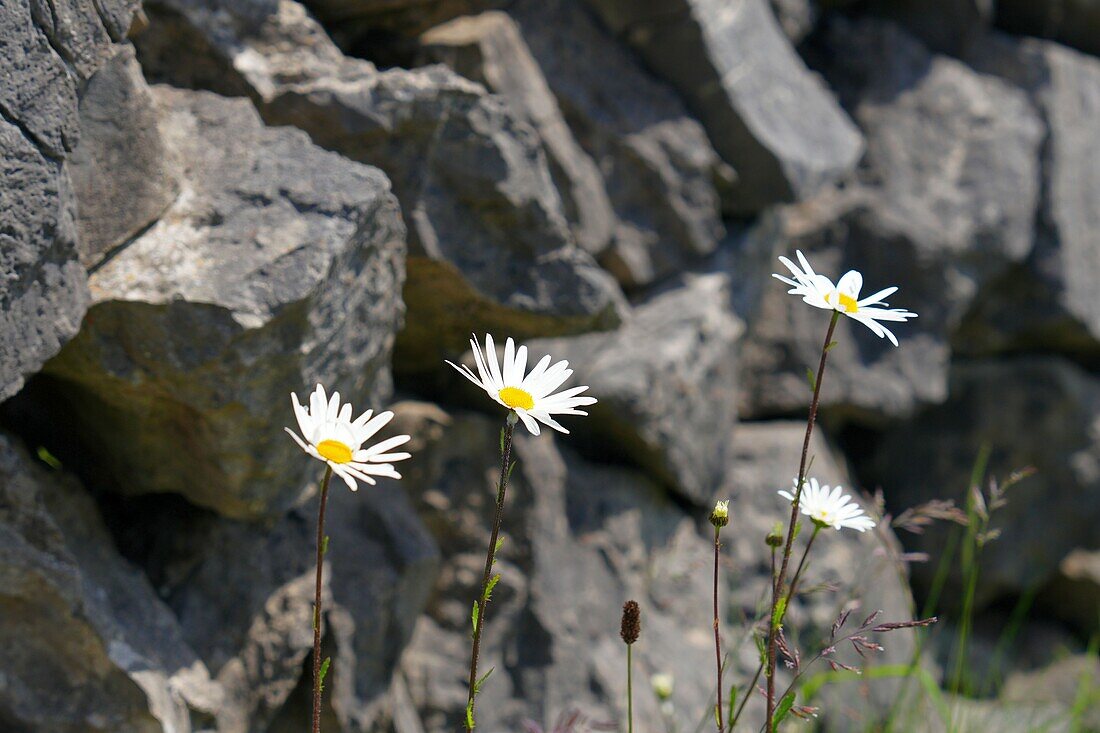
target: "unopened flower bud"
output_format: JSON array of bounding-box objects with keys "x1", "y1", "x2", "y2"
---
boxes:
[
  {"x1": 766, "y1": 522, "x2": 784, "y2": 547},
  {"x1": 710, "y1": 499, "x2": 729, "y2": 529}
]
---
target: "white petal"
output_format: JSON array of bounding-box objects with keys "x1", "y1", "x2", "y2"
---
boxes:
[
  {"x1": 858, "y1": 286, "x2": 897, "y2": 307},
  {"x1": 516, "y1": 410, "x2": 540, "y2": 435},
  {"x1": 530, "y1": 411, "x2": 568, "y2": 434},
  {"x1": 503, "y1": 337, "x2": 517, "y2": 385},
  {"x1": 484, "y1": 334, "x2": 504, "y2": 390},
  {"x1": 355, "y1": 410, "x2": 395, "y2": 443},
  {"x1": 836, "y1": 270, "x2": 863, "y2": 299}
]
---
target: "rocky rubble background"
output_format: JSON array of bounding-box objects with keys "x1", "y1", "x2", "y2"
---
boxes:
[{"x1": 0, "y1": 0, "x2": 1097, "y2": 731}]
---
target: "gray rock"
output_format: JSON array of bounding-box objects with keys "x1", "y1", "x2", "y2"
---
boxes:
[
  {"x1": 117, "y1": 472, "x2": 439, "y2": 732},
  {"x1": 42, "y1": 87, "x2": 407, "y2": 519},
  {"x1": 0, "y1": 118, "x2": 88, "y2": 403},
  {"x1": 583, "y1": 0, "x2": 863, "y2": 213},
  {"x1": 135, "y1": 0, "x2": 626, "y2": 375},
  {"x1": 1001, "y1": 654, "x2": 1100, "y2": 731},
  {"x1": 530, "y1": 272, "x2": 744, "y2": 505},
  {"x1": 770, "y1": 0, "x2": 819, "y2": 43},
  {"x1": 0, "y1": 432, "x2": 222, "y2": 732},
  {"x1": 0, "y1": 0, "x2": 141, "y2": 400},
  {"x1": 960, "y1": 35, "x2": 1100, "y2": 359},
  {"x1": 419, "y1": 11, "x2": 616, "y2": 257},
  {"x1": 996, "y1": 0, "x2": 1100, "y2": 57},
  {"x1": 510, "y1": 0, "x2": 729, "y2": 289},
  {"x1": 740, "y1": 21, "x2": 1043, "y2": 422},
  {"x1": 69, "y1": 45, "x2": 179, "y2": 267},
  {"x1": 867, "y1": 358, "x2": 1100, "y2": 607}
]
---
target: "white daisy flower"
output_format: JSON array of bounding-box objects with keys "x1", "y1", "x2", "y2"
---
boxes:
[
  {"x1": 773, "y1": 250, "x2": 917, "y2": 346},
  {"x1": 446, "y1": 333, "x2": 597, "y2": 436},
  {"x1": 778, "y1": 477, "x2": 876, "y2": 532},
  {"x1": 285, "y1": 384, "x2": 412, "y2": 490}
]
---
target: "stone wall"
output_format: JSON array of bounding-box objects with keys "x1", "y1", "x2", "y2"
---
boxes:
[{"x1": 1, "y1": 0, "x2": 1097, "y2": 730}]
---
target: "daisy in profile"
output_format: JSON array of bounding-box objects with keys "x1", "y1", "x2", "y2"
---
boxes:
[
  {"x1": 773, "y1": 250, "x2": 917, "y2": 346},
  {"x1": 285, "y1": 383, "x2": 412, "y2": 490},
  {"x1": 779, "y1": 477, "x2": 875, "y2": 532},
  {"x1": 446, "y1": 333, "x2": 596, "y2": 436}
]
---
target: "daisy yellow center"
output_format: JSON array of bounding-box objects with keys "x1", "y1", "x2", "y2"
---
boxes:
[
  {"x1": 498, "y1": 386, "x2": 535, "y2": 411},
  {"x1": 826, "y1": 291, "x2": 859, "y2": 313},
  {"x1": 316, "y1": 439, "x2": 353, "y2": 464}
]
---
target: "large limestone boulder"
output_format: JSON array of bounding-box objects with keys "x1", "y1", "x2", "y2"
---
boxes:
[
  {"x1": 0, "y1": 432, "x2": 222, "y2": 732},
  {"x1": 866, "y1": 358, "x2": 1100, "y2": 607},
  {"x1": 960, "y1": 35, "x2": 1100, "y2": 360},
  {"x1": 111, "y1": 473, "x2": 439, "y2": 732},
  {"x1": 740, "y1": 20, "x2": 1043, "y2": 422},
  {"x1": 69, "y1": 45, "x2": 179, "y2": 268},
  {"x1": 42, "y1": 87, "x2": 407, "y2": 519},
  {"x1": 135, "y1": 0, "x2": 626, "y2": 375},
  {"x1": 530, "y1": 272, "x2": 744, "y2": 505},
  {"x1": 510, "y1": 0, "x2": 729, "y2": 289},
  {"x1": 0, "y1": 0, "x2": 144, "y2": 400},
  {"x1": 583, "y1": 0, "x2": 863, "y2": 213},
  {"x1": 419, "y1": 11, "x2": 616, "y2": 257}
]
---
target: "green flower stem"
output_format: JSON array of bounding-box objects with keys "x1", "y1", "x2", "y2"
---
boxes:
[
  {"x1": 627, "y1": 643, "x2": 634, "y2": 733},
  {"x1": 465, "y1": 415, "x2": 516, "y2": 731},
  {"x1": 766, "y1": 310, "x2": 839, "y2": 731},
  {"x1": 312, "y1": 465, "x2": 333, "y2": 733},
  {"x1": 713, "y1": 526, "x2": 724, "y2": 733}
]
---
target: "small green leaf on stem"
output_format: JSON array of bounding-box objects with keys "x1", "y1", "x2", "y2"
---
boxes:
[
  {"x1": 494, "y1": 537, "x2": 505, "y2": 554},
  {"x1": 772, "y1": 597, "x2": 788, "y2": 631},
  {"x1": 471, "y1": 601, "x2": 480, "y2": 635},
  {"x1": 824, "y1": 340, "x2": 839, "y2": 352},
  {"x1": 36, "y1": 446, "x2": 62, "y2": 470},
  {"x1": 806, "y1": 368, "x2": 817, "y2": 392},
  {"x1": 466, "y1": 701, "x2": 476, "y2": 730},
  {"x1": 499, "y1": 428, "x2": 505, "y2": 456},
  {"x1": 755, "y1": 634, "x2": 767, "y2": 665},
  {"x1": 318, "y1": 657, "x2": 331, "y2": 692},
  {"x1": 313, "y1": 604, "x2": 320, "y2": 631},
  {"x1": 474, "y1": 667, "x2": 495, "y2": 694},
  {"x1": 727, "y1": 685, "x2": 738, "y2": 727},
  {"x1": 321, "y1": 535, "x2": 330, "y2": 555},
  {"x1": 505, "y1": 460, "x2": 517, "y2": 482},
  {"x1": 484, "y1": 574, "x2": 500, "y2": 602},
  {"x1": 772, "y1": 691, "x2": 796, "y2": 732}
]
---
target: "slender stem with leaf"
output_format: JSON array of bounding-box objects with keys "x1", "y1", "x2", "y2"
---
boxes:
[
  {"x1": 766, "y1": 310, "x2": 839, "y2": 731},
  {"x1": 312, "y1": 465, "x2": 333, "y2": 733},
  {"x1": 465, "y1": 414, "x2": 517, "y2": 731}
]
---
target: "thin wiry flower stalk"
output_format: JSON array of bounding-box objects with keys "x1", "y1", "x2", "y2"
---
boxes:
[
  {"x1": 710, "y1": 502, "x2": 728, "y2": 732},
  {"x1": 465, "y1": 415, "x2": 516, "y2": 731},
  {"x1": 766, "y1": 309, "x2": 839, "y2": 729},
  {"x1": 451, "y1": 334, "x2": 596, "y2": 729},
  {"x1": 311, "y1": 465, "x2": 332, "y2": 733}
]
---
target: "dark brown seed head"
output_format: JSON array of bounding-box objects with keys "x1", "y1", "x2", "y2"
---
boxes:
[{"x1": 620, "y1": 600, "x2": 641, "y2": 645}]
